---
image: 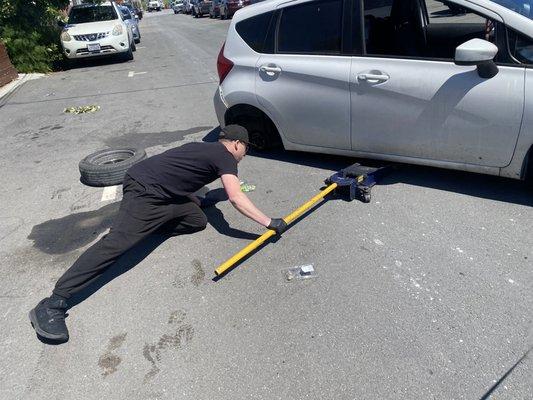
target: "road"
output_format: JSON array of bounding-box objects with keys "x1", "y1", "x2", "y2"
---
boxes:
[{"x1": 0, "y1": 9, "x2": 531, "y2": 400}]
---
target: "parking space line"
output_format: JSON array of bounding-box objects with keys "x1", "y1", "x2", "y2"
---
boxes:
[
  {"x1": 101, "y1": 185, "x2": 119, "y2": 202},
  {"x1": 127, "y1": 71, "x2": 148, "y2": 78}
]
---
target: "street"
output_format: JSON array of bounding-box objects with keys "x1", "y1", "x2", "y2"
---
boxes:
[{"x1": 0, "y1": 8, "x2": 531, "y2": 400}]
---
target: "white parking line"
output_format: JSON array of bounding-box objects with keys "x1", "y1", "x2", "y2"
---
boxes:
[
  {"x1": 101, "y1": 185, "x2": 119, "y2": 201},
  {"x1": 136, "y1": 46, "x2": 146, "y2": 49},
  {"x1": 127, "y1": 71, "x2": 148, "y2": 78}
]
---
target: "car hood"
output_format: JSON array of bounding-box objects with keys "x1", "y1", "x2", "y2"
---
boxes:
[{"x1": 65, "y1": 20, "x2": 122, "y2": 34}]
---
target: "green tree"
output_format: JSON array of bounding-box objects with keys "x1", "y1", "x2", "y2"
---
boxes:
[{"x1": 0, "y1": 0, "x2": 70, "y2": 72}]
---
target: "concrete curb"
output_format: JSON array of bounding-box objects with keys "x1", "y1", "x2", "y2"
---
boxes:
[{"x1": 0, "y1": 73, "x2": 45, "y2": 101}]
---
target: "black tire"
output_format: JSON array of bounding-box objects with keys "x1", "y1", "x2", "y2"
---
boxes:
[
  {"x1": 64, "y1": 57, "x2": 76, "y2": 70},
  {"x1": 79, "y1": 148, "x2": 147, "y2": 187},
  {"x1": 131, "y1": 40, "x2": 137, "y2": 52},
  {"x1": 134, "y1": 37, "x2": 140, "y2": 44},
  {"x1": 233, "y1": 116, "x2": 282, "y2": 151},
  {"x1": 122, "y1": 45, "x2": 133, "y2": 61}
]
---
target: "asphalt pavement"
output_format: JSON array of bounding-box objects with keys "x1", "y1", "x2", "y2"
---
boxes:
[{"x1": 0, "y1": 9, "x2": 531, "y2": 400}]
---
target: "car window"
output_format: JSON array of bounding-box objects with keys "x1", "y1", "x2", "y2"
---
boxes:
[
  {"x1": 236, "y1": 11, "x2": 274, "y2": 53},
  {"x1": 363, "y1": 0, "x2": 497, "y2": 60},
  {"x1": 277, "y1": 0, "x2": 343, "y2": 54},
  {"x1": 490, "y1": 0, "x2": 533, "y2": 19},
  {"x1": 120, "y1": 8, "x2": 132, "y2": 19},
  {"x1": 68, "y1": 5, "x2": 118, "y2": 24},
  {"x1": 508, "y1": 29, "x2": 533, "y2": 64}
]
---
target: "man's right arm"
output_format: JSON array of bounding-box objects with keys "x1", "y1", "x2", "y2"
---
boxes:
[{"x1": 221, "y1": 174, "x2": 271, "y2": 227}]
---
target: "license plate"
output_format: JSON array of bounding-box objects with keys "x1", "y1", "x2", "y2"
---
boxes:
[{"x1": 87, "y1": 43, "x2": 101, "y2": 53}]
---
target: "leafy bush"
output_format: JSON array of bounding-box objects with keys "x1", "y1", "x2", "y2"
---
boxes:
[{"x1": 0, "y1": 0, "x2": 69, "y2": 73}]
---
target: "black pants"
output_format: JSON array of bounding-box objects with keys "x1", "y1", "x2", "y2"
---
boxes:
[{"x1": 53, "y1": 175, "x2": 207, "y2": 298}]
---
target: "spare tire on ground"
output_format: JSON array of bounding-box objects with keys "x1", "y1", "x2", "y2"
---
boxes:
[{"x1": 79, "y1": 148, "x2": 146, "y2": 187}]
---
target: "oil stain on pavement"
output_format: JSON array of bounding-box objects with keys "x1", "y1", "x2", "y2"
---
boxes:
[
  {"x1": 98, "y1": 332, "x2": 127, "y2": 377},
  {"x1": 143, "y1": 310, "x2": 194, "y2": 383},
  {"x1": 190, "y1": 259, "x2": 205, "y2": 287},
  {"x1": 172, "y1": 259, "x2": 205, "y2": 288}
]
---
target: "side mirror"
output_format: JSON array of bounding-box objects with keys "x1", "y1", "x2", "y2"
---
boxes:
[
  {"x1": 57, "y1": 19, "x2": 66, "y2": 28},
  {"x1": 455, "y1": 38, "x2": 499, "y2": 79}
]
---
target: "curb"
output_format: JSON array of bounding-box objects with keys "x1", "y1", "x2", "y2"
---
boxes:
[{"x1": 0, "y1": 73, "x2": 45, "y2": 101}]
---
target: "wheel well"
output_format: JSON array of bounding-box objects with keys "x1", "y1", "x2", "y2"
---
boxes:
[{"x1": 224, "y1": 104, "x2": 283, "y2": 150}]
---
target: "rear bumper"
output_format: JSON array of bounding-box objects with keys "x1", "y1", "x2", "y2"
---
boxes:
[{"x1": 213, "y1": 87, "x2": 228, "y2": 129}]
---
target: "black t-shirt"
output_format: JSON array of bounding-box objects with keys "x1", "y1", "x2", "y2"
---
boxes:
[{"x1": 127, "y1": 142, "x2": 238, "y2": 199}]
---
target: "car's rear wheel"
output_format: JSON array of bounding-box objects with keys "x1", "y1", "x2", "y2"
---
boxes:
[
  {"x1": 79, "y1": 148, "x2": 147, "y2": 187},
  {"x1": 131, "y1": 41, "x2": 137, "y2": 52},
  {"x1": 234, "y1": 116, "x2": 282, "y2": 151}
]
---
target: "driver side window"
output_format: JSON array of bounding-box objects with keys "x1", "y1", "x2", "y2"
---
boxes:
[{"x1": 363, "y1": 0, "x2": 497, "y2": 60}]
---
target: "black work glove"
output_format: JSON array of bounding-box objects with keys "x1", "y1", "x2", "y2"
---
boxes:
[{"x1": 267, "y1": 218, "x2": 288, "y2": 235}]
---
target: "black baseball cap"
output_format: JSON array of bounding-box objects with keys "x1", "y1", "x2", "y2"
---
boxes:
[{"x1": 219, "y1": 124, "x2": 249, "y2": 144}]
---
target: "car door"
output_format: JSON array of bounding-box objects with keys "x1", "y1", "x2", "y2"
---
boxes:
[
  {"x1": 349, "y1": 0, "x2": 525, "y2": 168},
  {"x1": 255, "y1": 0, "x2": 352, "y2": 150}
]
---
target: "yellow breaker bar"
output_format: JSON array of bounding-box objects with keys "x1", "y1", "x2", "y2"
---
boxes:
[{"x1": 214, "y1": 182, "x2": 339, "y2": 276}]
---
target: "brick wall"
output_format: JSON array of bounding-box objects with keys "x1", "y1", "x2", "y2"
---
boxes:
[{"x1": 0, "y1": 43, "x2": 18, "y2": 87}]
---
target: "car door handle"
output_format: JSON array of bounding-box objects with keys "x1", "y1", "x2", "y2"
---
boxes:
[
  {"x1": 260, "y1": 65, "x2": 282, "y2": 74},
  {"x1": 357, "y1": 73, "x2": 389, "y2": 83}
]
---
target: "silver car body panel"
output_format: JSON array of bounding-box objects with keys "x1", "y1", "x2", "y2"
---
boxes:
[{"x1": 217, "y1": 0, "x2": 533, "y2": 179}]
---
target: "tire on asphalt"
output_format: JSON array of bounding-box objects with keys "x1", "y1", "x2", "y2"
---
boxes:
[
  {"x1": 79, "y1": 148, "x2": 147, "y2": 187},
  {"x1": 122, "y1": 45, "x2": 134, "y2": 61}
]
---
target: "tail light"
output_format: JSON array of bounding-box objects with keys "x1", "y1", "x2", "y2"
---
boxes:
[{"x1": 217, "y1": 42, "x2": 234, "y2": 84}]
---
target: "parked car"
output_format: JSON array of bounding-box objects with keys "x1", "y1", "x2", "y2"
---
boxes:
[
  {"x1": 219, "y1": 0, "x2": 250, "y2": 20},
  {"x1": 119, "y1": 6, "x2": 141, "y2": 44},
  {"x1": 147, "y1": 1, "x2": 162, "y2": 11},
  {"x1": 133, "y1": 6, "x2": 143, "y2": 20},
  {"x1": 122, "y1": 2, "x2": 142, "y2": 20},
  {"x1": 214, "y1": 0, "x2": 533, "y2": 181},
  {"x1": 173, "y1": 1, "x2": 185, "y2": 13},
  {"x1": 209, "y1": 0, "x2": 221, "y2": 18},
  {"x1": 59, "y1": 1, "x2": 134, "y2": 64},
  {"x1": 192, "y1": 0, "x2": 212, "y2": 17},
  {"x1": 184, "y1": 0, "x2": 194, "y2": 14}
]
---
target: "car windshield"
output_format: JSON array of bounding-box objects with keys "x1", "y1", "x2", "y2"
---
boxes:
[
  {"x1": 68, "y1": 5, "x2": 117, "y2": 24},
  {"x1": 490, "y1": 0, "x2": 533, "y2": 19}
]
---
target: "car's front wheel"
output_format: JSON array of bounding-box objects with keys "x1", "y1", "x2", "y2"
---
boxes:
[{"x1": 123, "y1": 45, "x2": 134, "y2": 61}]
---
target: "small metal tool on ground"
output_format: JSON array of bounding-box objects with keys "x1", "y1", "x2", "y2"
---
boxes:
[{"x1": 214, "y1": 163, "x2": 390, "y2": 277}]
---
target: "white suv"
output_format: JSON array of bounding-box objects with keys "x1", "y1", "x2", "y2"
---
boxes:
[
  {"x1": 214, "y1": 0, "x2": 533, "y2": 181},
  {"x1": 60, "y1": 1, "x2": 135, "y2": 63}
]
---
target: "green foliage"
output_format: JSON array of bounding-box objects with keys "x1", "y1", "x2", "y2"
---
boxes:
[{"x1": 0, "y1": 0, "x2": 70, "y2": 73}]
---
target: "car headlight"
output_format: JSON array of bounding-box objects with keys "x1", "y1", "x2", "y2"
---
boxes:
[
  {"x1": 61, "y1": 31, "x2": 72, "y2": 42},
  {"x1": 112, "y1": 24, "x2": 124, "y2": 36}
]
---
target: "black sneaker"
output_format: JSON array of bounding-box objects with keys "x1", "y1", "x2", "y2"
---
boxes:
[{"x1": 29, "y1": 295, "x2": 69, "y2": 342}]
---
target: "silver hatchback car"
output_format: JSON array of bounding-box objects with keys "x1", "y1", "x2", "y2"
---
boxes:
[{"x1": 214, "y1": 0, "x2": 533, "y2": 181}]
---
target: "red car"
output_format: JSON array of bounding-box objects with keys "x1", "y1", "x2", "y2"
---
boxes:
[{"x1": 219, "y1": 0, "x2": 250, "y2": 20}]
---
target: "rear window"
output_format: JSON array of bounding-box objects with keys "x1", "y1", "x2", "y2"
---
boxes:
[
  {"x1": 235, "y1": 12, "x2": 274, "y2": 53},
  {"x1": 68, "y1": 5, "x2": 118, "y2": 24},
  {"x1": 278, "y1": 0, "x2": 343, "y2": 54}
]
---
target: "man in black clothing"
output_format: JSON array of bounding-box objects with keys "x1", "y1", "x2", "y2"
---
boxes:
[{"x1": 29, "y1": 125, "x2": 287, "y2": 342}]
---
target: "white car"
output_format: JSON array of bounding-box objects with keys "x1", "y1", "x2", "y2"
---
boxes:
[
  {"x1": 215, "y1": 0, "x2": 533, "y2": 181},
  {"x1": 59, "y1": 1, "x2": 135, "y2": 63},
  {"x1": 147, "y1": 1, "x2": 162, "y2": 11}
]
